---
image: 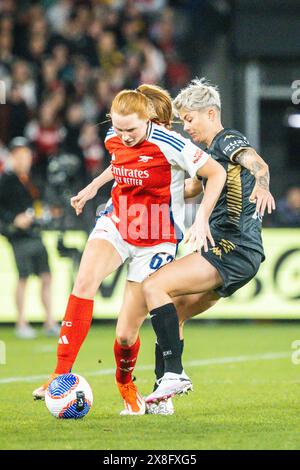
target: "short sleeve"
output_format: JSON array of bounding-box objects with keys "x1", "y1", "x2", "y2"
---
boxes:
[
  {"x1": 148, "y1": 125, "x2": 209, "y2": 177},
  {"x1": 218, "y1": 131, "x2": 251, "y2": 162},
  {"x1": 180, "y1": 140, "x2": 209, "y2": 178}
]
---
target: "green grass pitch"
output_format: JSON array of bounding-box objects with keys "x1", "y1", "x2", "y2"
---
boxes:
[{"x1": 0, "y1": 322, "x2": 299, "y2": 450}]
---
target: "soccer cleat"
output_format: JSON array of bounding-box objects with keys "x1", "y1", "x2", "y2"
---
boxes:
[
  {"x1": 117, "y1": 380, "x2": 146, "y2": 415},
  {"x1": 145, "y1": 371, "x2": 193, "y2": 404},
  {"x1": 146, "y1": 398, "x2": 174, "y2": 415},
  {"x1": 15, "y1": 324, "x2": 37, "y2": 340},
  {"x1": 32, "y1": 373, "x2": 59, "y2": 400},
  {"x1": 42, "y1": 323, "x2": 61, "y2": 337}
]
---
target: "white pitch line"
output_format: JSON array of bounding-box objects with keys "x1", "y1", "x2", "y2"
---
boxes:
[{"x1": 0, "y1": 351, "x2": 290, "y2": 385}]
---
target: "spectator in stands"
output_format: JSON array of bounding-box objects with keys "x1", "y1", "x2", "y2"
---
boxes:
[
  {"x1": 0, "y1": 137, "x2": 59, "y2": 339},
  {"x1": 37, "y1": 57, "x2": 61, "y2": 100},
  {"x1": 79, "y1": 121, "x2": 105, "y2": 179},
  {"x1": 51, "y1": 43, "x2": 73, "y2": 83},
  {"x1": 272, "y1": 187, "x2": 300, "y2": 227},
  {"x1": 4, "y1": 85, "x2": 29, "y2": 142},
  {"x1": 25, "y1": 34, "x2": 47, "y2": 68},
  {"x1": 97, "y1": 30, "x2": 124, "y2": 75},
  {"x1": 0, "y1": 0, "x2": 194, "y2": 209},
  {"x1": 0, "y1": 0, "x2": 16, "y2": 17},
  {"x1": 94, "y1": 77, "x2": 114, "y2": 141},
  {"x1": 0, "y1": 31, "x2": 14, "y2": 68},
  {"x1": 138, "y1": 37, "x2": 166, "y2": 84},
  {"x1": 10, "y1": 60, "x2": 37, "y2": 110},
  {"x1": 64, "y1": 102, "x2": 84, "y2": 156},
  {"x1": 46, "y1": 0, "x2": 72, "y2": 34},
  {"x1": 0, "y1": 13, "x2": 14, "y2": 35},
  {"x1": 25, "y1": 100, "x2": 66, "y2": 178},
  {"x1": 0, "y1": 141, "x2": 9, "y2": 174}
]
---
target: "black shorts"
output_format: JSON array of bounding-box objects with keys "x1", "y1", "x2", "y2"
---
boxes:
[
  {"x1": 11, "y1": 237, "x2": 50, "y2": 279},
  {"x1": 201, "y1": 237, "x2": 263, "y2": 298}
]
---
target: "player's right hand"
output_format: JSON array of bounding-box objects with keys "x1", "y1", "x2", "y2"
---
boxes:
[
  {"x1": 184, "y1": 206, "x2": 215, "y2": 253},
  {"x1": 70, "y1": 183, "x2": 98, "y2": 216},
  {"x1": 249, "y1": 185, "x2": 276, "y2": 217}
]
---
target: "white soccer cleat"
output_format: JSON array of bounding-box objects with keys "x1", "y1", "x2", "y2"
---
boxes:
[
  {"x1": 43, "y1": 323, "x2": 61, "y2": 337},
  {"x1": 146, "y1": 398, "x2": 174, "y2": 415},
  {"x1": 15, "y1": 324, "x2": 37, "y2": 340},
  {"x1": 145, "y1": 371, "x2": 193, "y2": 404},
  {"x1": 119, "y1": 406, "x2": 145, "y2": 416},
  {"x1": 32, "y1": 385, "x2": 46, "y2": 400}
]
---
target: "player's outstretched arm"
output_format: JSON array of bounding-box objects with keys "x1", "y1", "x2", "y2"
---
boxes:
[
  {"x1": 71, "y1": 165, "x2": 114, "y2": 216},
  {"x1": 185, "y1": 157, "x2": 226, "y2": 252},
  {"x1": 233, "y1": 148, "x2": 276, "y2": 217}
]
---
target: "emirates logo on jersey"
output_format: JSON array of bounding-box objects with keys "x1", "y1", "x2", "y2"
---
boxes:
[
  {"x1": 112, "y1": 164, "x2": 150, "y2": 187},
  {"x1": 193, "y1": 149, "x2": 204, "y2": 163},
  {"x1": 112, "y1": 165, "x2": 149, "y2": 179}
]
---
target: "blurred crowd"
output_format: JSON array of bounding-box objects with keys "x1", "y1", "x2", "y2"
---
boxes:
[
  {"x1": 0, "y1": 0, "x2": 298, "y2": 230},
  {"x1": 267, "y1": 186, "x2": 300, "y2": 228},
  {"x1": 0, "y1": 0, "x2": 198, "y2": 337},
  {"x1": 0, "y1": 0, "x2": 297, "y2": 339},
  {"x1": 0, "y1": 0, "x2": 198, "y2": 229}
]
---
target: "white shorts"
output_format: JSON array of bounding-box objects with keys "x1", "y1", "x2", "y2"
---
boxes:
[{"x1": 88, "y1": 216, "x2": 176, "y2": 282}]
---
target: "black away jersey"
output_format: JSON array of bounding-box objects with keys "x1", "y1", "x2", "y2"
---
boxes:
[{"x1": 205, "y1": 128, "x2": 264, "y2": 256}]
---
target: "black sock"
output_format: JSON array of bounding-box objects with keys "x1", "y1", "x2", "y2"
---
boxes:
[
  {"x1": 153, "y1": 339, "x2": 185, "y2": 390},
  {"x1": 150, "y1": 303, "x2": 183, "y2": 374},
  {"x1": 153, "y1": 342, "x2": 164, "y2": 391}
]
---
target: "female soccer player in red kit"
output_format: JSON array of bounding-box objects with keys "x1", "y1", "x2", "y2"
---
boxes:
[{"x1": 33, "y1": 84, "x2": 226, "y2": 415}]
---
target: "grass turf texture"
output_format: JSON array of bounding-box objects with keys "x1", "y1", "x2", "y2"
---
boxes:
[{"x1": 0, "y1": 322, "x2": 299, "y2": 450}]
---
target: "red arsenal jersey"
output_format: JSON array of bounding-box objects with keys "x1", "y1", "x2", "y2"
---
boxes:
[{"x1": 104, "y1": 121, "x2": 209, "y2": 246}]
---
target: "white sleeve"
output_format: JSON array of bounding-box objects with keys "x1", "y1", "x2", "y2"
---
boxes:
[
  {"x1": 164, "y1": 137, "x2": 209, "y2": 177},
  {"x1": 149, "y1": 126, "x2": 209, "y2": 177},
  {"x1": 179, "y1": 139, "x2": 209, "y2": 178}
]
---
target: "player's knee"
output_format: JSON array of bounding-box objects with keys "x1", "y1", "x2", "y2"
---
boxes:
[
  {"x1": 115, "y1": 332, "x2": 133, "y2": 347},
  {"x1": 40, "y1": 272, "x2": 51, "y2": 286},
  {"x1": 73, "y1": 274, "x2": 98, "y2": 299}
]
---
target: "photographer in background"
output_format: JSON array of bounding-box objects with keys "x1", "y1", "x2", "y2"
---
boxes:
[{"x1": 0, "y1": 137, "x2": 59, "y2": 339}]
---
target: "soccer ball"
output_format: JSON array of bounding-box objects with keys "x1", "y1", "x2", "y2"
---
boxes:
[{"x1": 45, "y1": 373, "x2": 93, "y2": 419}]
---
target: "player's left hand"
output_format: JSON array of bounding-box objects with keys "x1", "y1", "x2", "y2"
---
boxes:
[
  {"x1": 249, "y1": 186, "x2": 276, "y2": 216},
  {"x1": 70, "y1": 181, "x2": 98, "y2": 216},
  {"x1": 184, "y1": 206, "x2": 215, "y2": 252}
]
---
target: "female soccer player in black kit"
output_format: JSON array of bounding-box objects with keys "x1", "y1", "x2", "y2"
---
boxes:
[{"x1": 142, "y1": 78, "x2": 276, "y2": 405}]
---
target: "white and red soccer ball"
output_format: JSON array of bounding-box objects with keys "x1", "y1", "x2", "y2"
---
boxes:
[{"x1": 45, "y1": 373, "x2": 93, "y2": 419}]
